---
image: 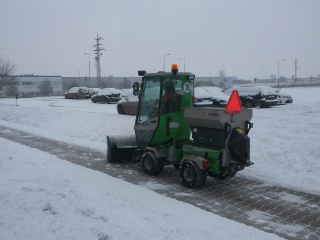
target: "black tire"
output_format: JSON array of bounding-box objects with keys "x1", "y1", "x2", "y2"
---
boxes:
[
  {"x1": 117, "y1": 105, "x2": 125, "y2": 115},
  {"x1": 243, "y1": 100, "x2": 253, "y2": 108},
  {"x1": 179, "y1": 160, "x2": 207, "y2": 188},
  {"x1": 141, "y1": 151, "x2": 164, "y2": 176}
]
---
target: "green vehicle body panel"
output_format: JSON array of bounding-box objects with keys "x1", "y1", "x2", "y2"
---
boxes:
[{"x1": 183, "y1": 143, "x2": 222, "y2": 174}]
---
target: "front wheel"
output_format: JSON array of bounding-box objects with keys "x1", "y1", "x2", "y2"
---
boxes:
[
  {"x1": 179, "y1": 160, "x2": 207, "y2": 188},
  {"x1": 117, "y1": 105, "x2": 125, "y2": 115},
  {"x1": 141, "y1": 151, "x2": 164, "y2": 176},
  {"x1": 243, "y1": 100, "x2": 253, "y2": 108}
]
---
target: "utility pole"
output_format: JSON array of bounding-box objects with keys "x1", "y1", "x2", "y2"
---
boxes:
[
  {"x1": 84, "y1": 53, "x2": 90, "y2": 87},
  {"x1": 93, "y1": 34, "x2": 104, "y2": 88},
  {"x1": 294, "y1": 58, "x2": 298, "y2": 85}
]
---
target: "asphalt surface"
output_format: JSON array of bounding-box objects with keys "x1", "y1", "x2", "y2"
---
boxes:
[{"x1": 1, "y1": 125, "x2": 320, "y2": 240}]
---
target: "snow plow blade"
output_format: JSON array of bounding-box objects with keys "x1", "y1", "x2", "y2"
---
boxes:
[{"x1": 107, "y1": 135, "x2": 138, "y2": 163}]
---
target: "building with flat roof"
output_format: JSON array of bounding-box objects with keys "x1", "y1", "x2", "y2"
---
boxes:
[
  {"x1": 1, "y1": 74, "x2": 235, "y2": 98},
  {"x1": 0, "y1": 75, "x2": 62, "y2": 98}
]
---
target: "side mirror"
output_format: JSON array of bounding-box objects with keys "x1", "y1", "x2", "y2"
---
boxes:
[{"x1": 133, "y1": 82, "x2": 140, "y2": 96}]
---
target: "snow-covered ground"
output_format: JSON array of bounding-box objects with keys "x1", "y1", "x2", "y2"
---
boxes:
[{"x1": 0, "y1": 87, "x2": 319, "y2": 239}]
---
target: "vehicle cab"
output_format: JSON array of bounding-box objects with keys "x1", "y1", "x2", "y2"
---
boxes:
[{"x1": 133, "y1": 65, "x2": 195, "y2": 150}]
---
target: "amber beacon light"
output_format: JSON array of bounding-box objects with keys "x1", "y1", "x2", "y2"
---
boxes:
[{"x1": 171, "y1": 64, "x2": 179, "y2": 75}]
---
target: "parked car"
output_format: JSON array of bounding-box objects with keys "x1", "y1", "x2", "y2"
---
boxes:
[
  {"x1": 194, "y1": 87, "x2": 213, "y2": 107},
  {"x1": 91, "y1": 88, "x2": 122, "y2": 104},
  {"x1": 117, "y1": 92, "x2": 139, "y2": 115},
  {"x1": 65, "y1": 87, "x2": 90, "y2": 99},
  {"x1": 197, "y1": 86, "x2": 229, "y2": 107},
  {"x1": 120, "y1": 88, "x2": 133, "y2": 98},
  {"x1": 88, "y1": 88, "x2": 101, "y2": 98},
  {"x1": 276, "y1": 91, "x2": 293, "y2": 104},
  {"x1": 224, "y1": 86, "x2": 278, "y2": 108}
]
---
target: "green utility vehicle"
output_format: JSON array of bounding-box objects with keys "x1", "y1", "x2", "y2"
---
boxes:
[{"x1": 107, "y1": 64, "x2": 253, "y2": 188}]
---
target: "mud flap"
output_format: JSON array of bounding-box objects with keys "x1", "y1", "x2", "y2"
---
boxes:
[
  {"x1": 107, "y1": 135, "x2": 138, "y2": 163},
  {"x1": 228, "y1": 128, "x2": 250, "y2": 164}
]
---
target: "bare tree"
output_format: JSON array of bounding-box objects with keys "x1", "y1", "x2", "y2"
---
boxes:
[
  {"x1": 219, "y1": 69, "x2": 225, "y2": 77},
  {"x1": 0, "y1": 57, "x2": 16, "y2": 92},
  {"x1": 119, "y1": 77, "x2": 132, "y2": 89},
  {"x1": 5, "y1": 84, "x2": 18, "y2": 97},
  {"x1": 38, "y1": 79, "x2": 53, "y2": 96}
]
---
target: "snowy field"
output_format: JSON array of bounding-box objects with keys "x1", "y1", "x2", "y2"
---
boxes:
[{"x1": 0, "y1": 86, "x2": 319, "y2": 239}]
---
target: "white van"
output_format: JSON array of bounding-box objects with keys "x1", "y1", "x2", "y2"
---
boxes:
[{"x1": 224, "y1": 86, "x2": 278, "y2": 108}]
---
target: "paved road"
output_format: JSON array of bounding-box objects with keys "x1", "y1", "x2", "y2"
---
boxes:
[{"x1": 1, "y1": 126, "x2": 320, "y2": 240}]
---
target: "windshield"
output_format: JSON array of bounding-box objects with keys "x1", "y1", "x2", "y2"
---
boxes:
[{"x1": 136, "y1": 77, "x2": 161, "y2": 123}]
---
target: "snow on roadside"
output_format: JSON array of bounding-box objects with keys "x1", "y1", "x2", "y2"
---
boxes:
[{"x1": 0, "y1": 138, "x2": 282, "y2": 240}]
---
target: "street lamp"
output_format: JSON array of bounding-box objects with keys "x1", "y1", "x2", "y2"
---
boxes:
[
  {"x1": 179, "y1": 58, "x2": 185, "y2": 71},
  {"x1": 84, "y1": 53, "x2": 90, "y2": 87},
  {"x1": 163, "y1": 53, "x2": 171, "y2": 71},
  {"x1": 277, "y1": 59, "x2": 286, "y2": 88}
]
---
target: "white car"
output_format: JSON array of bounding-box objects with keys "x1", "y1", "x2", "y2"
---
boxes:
[
  {"x1": 198, "y1": 86, "x2": 229, "y2": 107},
  {"x1": 194, "y1": 87, "x2": 213, "y2": 107},
  {"x1": 277, "y1": 91, "x2": 293, "y2": 104},
  {"x1": 120, "y1": 88, "x2": 133, "y2": 98},
  {"x1": 91, "y1": 88, "x2": 122, "y2": 104},
  {"x1": 88, "y1": 88, "x2": 101, "y2": 98}
]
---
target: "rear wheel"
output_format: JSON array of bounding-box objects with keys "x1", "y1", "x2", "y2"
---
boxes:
[
  {"x1": 179, "y1": 160, "x2": 207, "y2": 188},
  {"x1": 141, "y1": 151, "x2": 164, "y2": 176}
]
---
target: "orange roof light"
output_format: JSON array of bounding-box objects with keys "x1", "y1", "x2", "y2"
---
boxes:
[
  {"x1": 171, "y1": 64, "x2": 179, "y2": 75},
  {"x1": 225, "y1": 90, "x2": 242, "y2": 114}
]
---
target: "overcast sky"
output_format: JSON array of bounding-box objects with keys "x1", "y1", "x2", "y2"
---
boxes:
[{"x1": 1, "y1": 0, "x2": 319, "y2": 80}]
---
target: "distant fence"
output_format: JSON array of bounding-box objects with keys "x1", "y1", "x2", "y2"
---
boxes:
[{"x1": 234, "y1": 78, "x2": 320, "y2": 88}]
